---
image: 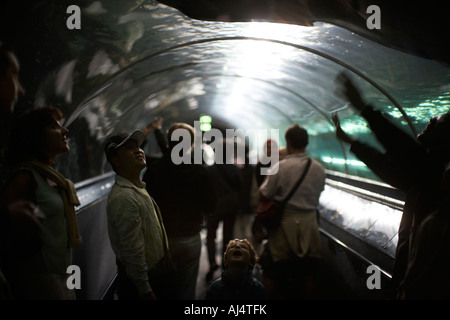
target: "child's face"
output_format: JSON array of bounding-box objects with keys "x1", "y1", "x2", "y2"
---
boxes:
[{"x1": 225, "y1": 241, "x2": 252, "y2": 268}]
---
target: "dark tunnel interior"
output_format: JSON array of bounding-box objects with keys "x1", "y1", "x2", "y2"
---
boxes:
[
  {"x1": 1, "y1": 1, "x2": 449, "y2": 184},
  {"x1": 1, "y1": 0, "x2": 449, "y2": 300}
]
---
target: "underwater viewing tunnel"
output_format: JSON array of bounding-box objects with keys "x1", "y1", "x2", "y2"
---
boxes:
[{"x1": 1, "y1": 0, "x2": 449, "y2": 300}]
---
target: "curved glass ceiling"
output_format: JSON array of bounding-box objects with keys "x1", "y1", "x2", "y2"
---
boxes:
[{"x1": 1, "y1": 2, "x2": 449, "y2": 183}]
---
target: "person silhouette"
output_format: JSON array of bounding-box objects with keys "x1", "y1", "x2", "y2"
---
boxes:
[{"x1": 332, "y1": 71, "x2": 450, "y2": 299}]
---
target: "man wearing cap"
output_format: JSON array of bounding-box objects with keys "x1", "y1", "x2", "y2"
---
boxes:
[{"x1": 104, "y1": 130, "x2": 174, "y2": 300}]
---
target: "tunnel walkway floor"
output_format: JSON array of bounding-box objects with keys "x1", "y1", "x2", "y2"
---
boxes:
[{"x1": 110, "y1": 214, "x2": 369, "y2": 300}]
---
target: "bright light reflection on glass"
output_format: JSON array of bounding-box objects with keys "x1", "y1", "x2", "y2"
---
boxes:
[
  {"x1": 215, "y1": 22, "x2": 312, "y2": 124},
  {"x1": 239, "y1": 20, "x2": 324, "y2": 44},
  {"x1": 386, "y1": 99, "x2": 450, "y2": 125},
  {"x1": 338, "y1": 116, "x2": 370, "y2": 135},
  {"x1": 320, "y1": 185, "x2": 402, "y2": 254},
  {"x1": 322, "y1": 156, "x2": 366, "y2": 167}
]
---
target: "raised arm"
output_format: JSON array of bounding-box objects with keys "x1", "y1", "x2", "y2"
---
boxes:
[
  {"x1": 335, "y1": 72, "x2": 427, "y2": 168},
  {"x1": 332, "y1": 112, "x2": 414, "y2": 192}
]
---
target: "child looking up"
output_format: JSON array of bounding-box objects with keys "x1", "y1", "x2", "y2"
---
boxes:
[{"x1": 205, "y1": 238, "x2": 267, "y2": 300}]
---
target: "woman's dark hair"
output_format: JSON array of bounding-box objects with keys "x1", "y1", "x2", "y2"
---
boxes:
[{"x1": 7, "y1": 106, "x2": 64, "y2": 165}]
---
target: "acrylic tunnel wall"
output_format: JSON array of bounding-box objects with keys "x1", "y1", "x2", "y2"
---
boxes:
[{"x1": 1, "y1": 1, "x2": 450, "y2": 299}]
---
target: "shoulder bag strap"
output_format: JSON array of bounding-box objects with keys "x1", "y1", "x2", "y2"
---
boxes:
[{"x1": 281, "y1": 158, "x2": 312, "y2": 206}]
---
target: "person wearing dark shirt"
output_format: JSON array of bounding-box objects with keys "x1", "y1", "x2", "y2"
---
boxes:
[
  {"x1": 332, "y1": 72, "x2": 450, "y2": 299},
  {"x1": 255, "y1": 139, "x2": 279, "y2": 187},
  {"x1": 143, "y1": 121, "x2": 216, "y2": 300},
  {"x1": 205, "y1": 139, "x2": 243, "y2": 282}
]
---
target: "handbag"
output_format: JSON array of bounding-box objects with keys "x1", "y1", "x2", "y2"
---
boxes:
[{"x1": 255, "y1": 158, "x2": 312, "y2": 230}]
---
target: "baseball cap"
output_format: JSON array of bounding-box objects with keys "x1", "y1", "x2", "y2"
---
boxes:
[{"x1": 104, "y1": 130, "x2": 145, "y2": 161}]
